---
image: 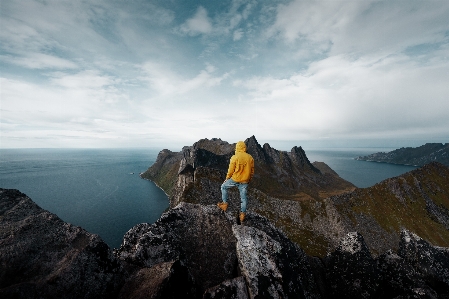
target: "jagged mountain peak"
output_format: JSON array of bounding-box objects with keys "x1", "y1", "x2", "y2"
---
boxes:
[{"x1": 142, "y1": 136, "x2": 355, "y2": 204}]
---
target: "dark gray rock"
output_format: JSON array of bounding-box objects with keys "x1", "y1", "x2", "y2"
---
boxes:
[
  {"x1": 115, "y1": 202, "x2": 239, "y2": 294},
  {"x1": 118, "y1": 260, "x2": 198, "y2": 299},
  {"x1": 397, "y1": 230, "x2": 449, "y2": 296},
  {"x1": 307, "y1": 256, "x2": 329, "y2": 298},
  {"x1": 240, "y1": 212, "x2": 321, "y2": 299},
  {"x1": 377, "y1": 250, "x2": 435, "y2": 298},
  {"x1": 3, "y1": 187, "x2": 449, "y2": 299},
  {"x1": 0, "y1": 189, "x2": 125, "y2": 299},
  {"x1": 324, "y1": 232, "x2": 381, "y2": 298},
  {"x1": 203, "y1": 276, "x2": 249, "y2": 299},
  {"x1": 116, "y1": 203, "x2": 322, "y2": 299}
]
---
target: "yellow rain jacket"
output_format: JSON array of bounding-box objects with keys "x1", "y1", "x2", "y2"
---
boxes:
[{"x1": 226, "y1": 141, "x2": 255, "y2": 183}]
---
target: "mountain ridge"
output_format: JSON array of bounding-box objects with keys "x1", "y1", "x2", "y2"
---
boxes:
[
  {"x1": 142, "y1": 137, "x2": 449, "y2": 257},
  {"x1": 141, "y1": 135, "x2": 355, "y2": 205},
  {"x1": 356, "y1": 143, "x2": 449, "y2": 166}
]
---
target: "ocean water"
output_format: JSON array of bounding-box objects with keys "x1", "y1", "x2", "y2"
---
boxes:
[
  {"x1": 0, "y1": 147, "x2": 417, "y2": 248},
  {"x1": 306, "y1": 147, "x2": 417, "y2": 188},
  {"x1": 0, "y1": 148, "x2": 168, "y2": 249}
]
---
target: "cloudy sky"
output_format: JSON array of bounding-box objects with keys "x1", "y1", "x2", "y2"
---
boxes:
[{"x1": 1, "y1": 0, "x2": 448, "y2": 149}]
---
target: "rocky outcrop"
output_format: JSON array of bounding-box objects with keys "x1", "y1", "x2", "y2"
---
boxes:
[
  {"x1": 114, "y1": 202, "x2": 322, "y2": 298},
  {"x1": 315, "y1": 230, "x2": 449, "y2": 298},
  {"x1": 114, "y1": 202, "x2": 449, "y2": 298},
  {"x1": 115, "y1": 203, "x2": 238, "y2": 293},
  {"x1": 2, "y1": 188, "x2": 449, "y2": 298},
  {"x1": 323, "y1": 232, "x2": 381, "y2": 298},
  {"x1": 232, "y1": 217, "x2": 319, "y2": 299},
  {"x1": 355, "y1": 143, "x2": 449, "y2": 166},
  {"x1": 396, "y1": 230, "x2": 449, "y2": 295},
  {"x1": 0, "y1": 189, "x2": 125, "y2": 299}
]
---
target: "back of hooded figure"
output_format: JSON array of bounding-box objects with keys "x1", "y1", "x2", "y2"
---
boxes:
[
  {"x1": 226, "y1": 141, "x2": 254, "y2": 183},
  {"x1": 218, "y1": 141, "x2": 254, "y2": 222}
]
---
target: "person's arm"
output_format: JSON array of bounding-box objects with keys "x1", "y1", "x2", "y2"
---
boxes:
[{"x1": 225, "y1": 156, "x2": 236, "y2": 182}]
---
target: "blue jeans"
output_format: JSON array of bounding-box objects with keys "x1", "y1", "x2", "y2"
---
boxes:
[{"x1": 221, "y1": 178, "x2": 248, "y2": 212}]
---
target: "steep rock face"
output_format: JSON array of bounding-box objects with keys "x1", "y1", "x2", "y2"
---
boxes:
[
  {"x1": 115, "y1": 203, "x2": 239, "y2": 294},
  {"x1": 0, "y1": 189, "x2": 125, "y2": 299},
  {"x1": 115, "y1": 202, "x2": 322, "y2": 298},
  {"x1": 244, "y1": 136, "x2": 354, "y2": 200},
  {"x1": 141, "y1": 149, "x2": 183, "y2": 196},
  {"x1": 356, "y1": 143, "x2": 449, "y2": 166},
  {"x1": 115, "y1": 202, "x2": 449, "y2": 298},
  {"x1": 233, "y1": 216, "x2": 319, "y2": 299}
]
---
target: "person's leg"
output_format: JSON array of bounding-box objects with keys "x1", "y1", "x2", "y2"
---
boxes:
[
  {"x1": 221, "y1": 179, "x2": 236, "y2": 203},
  {"x1": 237, "y1": 183, "x2": 248, "y2": 213},
  {"x1": 219, "y1": 179, "x2": 236, "y2": 211}
]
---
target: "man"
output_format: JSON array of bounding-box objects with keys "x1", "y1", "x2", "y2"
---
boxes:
[{"x1": 217, "y1": 141, "x2": 254, "y2": 222}]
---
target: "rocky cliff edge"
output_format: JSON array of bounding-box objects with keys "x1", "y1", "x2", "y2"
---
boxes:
[{"x1": 2, "y1": 188, "x2": 449, "y2": 298}]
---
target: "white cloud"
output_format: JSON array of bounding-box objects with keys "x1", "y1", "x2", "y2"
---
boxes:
[
  {"x1": 233, "y1": 29, "x2": 244, "y2": 41},
  {"x1": 234, "y1": 53, "x2": 449, "y2": 140},
  {"x1": 1, "y1": 53, "x2": 78, "y2": 69},
  {"x1": 269, "y1": 0, "x2": 449, "y2": 56},
  {"x1": 179, "y1": 6, "x2": 212, "y2": 35},
  {"x1": 50, "y1": 70, "x2": 115, "y2": 89},
  {"x1": 140, "y1": 61, "x2": 229, "y2": 97},
  {"x1": 1, "y1": 0, "x2": 448, "y2": 148}
]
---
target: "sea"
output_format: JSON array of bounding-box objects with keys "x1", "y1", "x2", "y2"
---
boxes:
[{"x1": 0, "y1": 147, "x2": 417, "y2": 249}]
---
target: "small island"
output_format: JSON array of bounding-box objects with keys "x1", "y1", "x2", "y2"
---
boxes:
[{"x1": 355, "y1": 143, "x2": 449, "y2": 166}]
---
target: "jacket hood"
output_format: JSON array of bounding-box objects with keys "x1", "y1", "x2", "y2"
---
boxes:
[{"x1": 235, "y1": 141, "x2": 247, "y2": 152}]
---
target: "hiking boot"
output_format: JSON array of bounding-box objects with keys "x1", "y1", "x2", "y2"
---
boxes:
[
  {"x1": 217, "y1": 202, "x2": 228, "y2": 212},
  {"x1": 239, "y1": 212, "x2": 245, "y2": 222}
]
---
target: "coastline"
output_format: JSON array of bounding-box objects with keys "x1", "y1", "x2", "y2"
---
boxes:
[
  {"x1": 139, "y1": 173, "x2": 170, "y2": 197},
  {"x1": 355, "y1": 158, "x2": 419, "y2": 167}
]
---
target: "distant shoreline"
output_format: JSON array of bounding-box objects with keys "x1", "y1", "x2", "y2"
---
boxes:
[{"x1": 140, "y1": 173, "x2": 170, "y2": 197}]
